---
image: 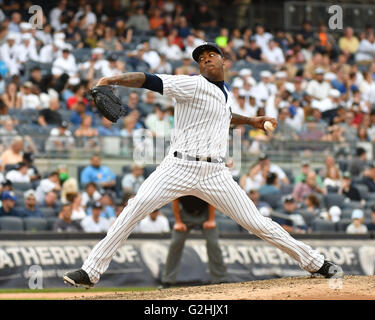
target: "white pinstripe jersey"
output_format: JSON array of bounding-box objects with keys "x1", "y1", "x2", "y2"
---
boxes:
[{"x1": 156, "y1": 74, "x2": 232, "y2": 158}]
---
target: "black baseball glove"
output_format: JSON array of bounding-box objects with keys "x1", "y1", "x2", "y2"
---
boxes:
[{"x1": 89, "y1": 85, "x2": 127, "y2": 123}]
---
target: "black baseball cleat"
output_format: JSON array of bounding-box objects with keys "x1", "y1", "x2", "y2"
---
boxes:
[
  {"x1": 63, "y1": 269, "x2": 94, "y2": 289},
  {"x1": 315, "y1": 260, "x2": 344, "y2": 278}
]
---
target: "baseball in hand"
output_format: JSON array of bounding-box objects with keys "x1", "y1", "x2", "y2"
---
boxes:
[{"x1": 264, "y1": 121, "x2": 275, "y2": 132}]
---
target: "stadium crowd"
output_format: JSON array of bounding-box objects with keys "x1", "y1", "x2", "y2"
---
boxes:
[{"x1": 0, "y1": 0, "x2": 375, "y2": 234}]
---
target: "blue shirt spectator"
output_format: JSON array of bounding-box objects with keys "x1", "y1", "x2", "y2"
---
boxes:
[
  {"x1": 80, "y1": 154, "x2": 116, "y2": 190},
  {"x1": 86, "y1": 205, "x2": 116, "y2": 219},
  {"x1": 97, "y1": 117, "x2": 121, "y2": 136},
  {"x1": 19, "y1": 189, "x2": 44, "y2": 218},
  {"x1": 0, "y1": 191, "x2": 20, "y2": 217}
]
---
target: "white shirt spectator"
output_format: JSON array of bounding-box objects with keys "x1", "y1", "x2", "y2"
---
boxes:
[
  {"x1": 39, "y1": 43, "x2": 62, "y2": 64},
  {"x1": 5, "y1": 169, "x2": 31, "y2": 183},
  {"x1": 52, "y1": 53, "x2": 78, "y2": 77},
  {"x1": 363, "y1": 82, "x2": 375, "y2": 105},
  {"x1": 346, "y1": 223, "x2": 368, "y2": 234},
  {"x1": 71, "y1": 207, "x2": 87, "y2": 221},
  {"x1": 50, "y1": 6, "x2": 65, "y2": 31},
  {"x1": 254, "y1": 32, "x2": 273, "y2": 52},
  {"x1": 355, "y1": 38, "x2": 375, "y2": 62},
  {"x1": 81, "y1": 215, "x2": 110, "y2": 232},
  {"x1": 262, "y1": 46, "x2": 285, "y2": 65},
  {"x1": 252, "y1": 164, "x2": 287, "y2": 188},
  {"x1": 16, "y1": 37, "x2": 39, "y2": 63},
  {"x1": 81, "y1": 190, "x2": 102, "y2": 207},
  {"x1": 150, "y1": 36, "x2": 167, "y2": 52},
  {"x1": 46, "y1": 127, "x2": 75, "y2": 151},
  {"x1": 145, "y1": 113, "x2": 172, "y2": 137},
  {"x1": 0, "y1": 40, "x2": 21, "y2": 75},
  {"x1": 17, "y1": 91, "x2": 41, "y2": 110},
  {"x1": 306, "y1": 80, "x2": 331, "y2": 100},
  {"x1": 135, "y1": 214, "x2": 170, "y2": 233},
  {"x1": 99, "y1": 61, "x2": 123, "y2": 78},
  {"x1": 253, "y1": 81, "x2": 277, "y2": 102},
  {"x1": 142, "y1": 50, "x2": 161, "y2": 70},
  {"x1": 159, "y1": 43, "x2": 182, "y2": 61},
  {"x1": 285, "y1": 107, "x2": 305, "y2": 132},
  {"x1": 231, "y1": 96, "x2": 254, "y2": 117},
  {"x1": 35, "y1": 178, "x2": 58, "y2": 203}
]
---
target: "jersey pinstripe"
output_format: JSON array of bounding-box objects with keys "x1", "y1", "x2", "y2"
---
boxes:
[{"x1": 157, "y1": 74, "x2": 232, "y2": 158}]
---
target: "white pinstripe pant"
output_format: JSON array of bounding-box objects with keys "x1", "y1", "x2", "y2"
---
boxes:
[{"x1": 82, "y1": 155, "x2": 324, "y2": 283}]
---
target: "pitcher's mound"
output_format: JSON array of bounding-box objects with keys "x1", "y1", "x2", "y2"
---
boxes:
[{"x1": 84, "y1": 275, "x2": 375, "y2": 300}]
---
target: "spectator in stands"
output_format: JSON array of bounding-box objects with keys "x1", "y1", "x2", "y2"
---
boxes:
[
  {"x1": 258, "y1": 172, "x2": 281, "y2": 197},
  {"x1": 41, "y1": 190, "x2": 60, "y2": 214},
  {"x1": 272, "y1": 195, "x2": 294, "y2": 233},
  {"x1": 81, "y1": 182, "x2": 101, "y2": 208},
  {"x1": 23, "y1": 152, "x2": 41, "y2": 182},
  {"x1": 261, "y1": 39, "x2": 285, "y2": 67},
  {"x1": 16, "y1": 81, "x2": 41, "y2": 110},
  {"x1": 81, "y1": 201, "x2": 110, "y2": 232},
  {"x1": 346, "y1": 209, "x2": 368, "y2": 234},
  {"x1": 159, "y1": 34, "x2": 183, "y2": 61},
  {"x1": 273, "y1": 107, "x2": 298, "y2": 141},
  {"x1": 191, "y1": 3, "x2": 216, "y2": 29},
  {"x1": 122, "y1": 162, "x2": 145, "y2": 194},
  {"x1": 127, "y1": 5, "x2": 150, "y2": 31},
  {"x1": 294, "y1": 160, "x2": 323, "y2": 186},
  {"x1": 348, "y1": 147, "x2": 367, "y2": 178},
  {"x1": 293, "y1": 171, "x2": 326, "y2": 203},
  {"x1": 80, "y1": 154, "x2": 116, "y2": 192},
  {"x1": 355, "y1": 32, "x2": 375, "y2": 64},
  {"x1": 0, "y1": 191, "x2": 19, "y2": 217},
  {"x1": 306, "y1": 68, "x2": 331, "y2": 101},
  {"x1": 1, "y1": 82, "x2": 17, "y2": 110},
  {"x1": 323, "y1": 166, "x2": 342, "y2": 192},
  {"x1": 150, "y1": 27, "x2": 167, "y2": 50},
  {"x1": 5, "y1": 162, "x2": 30, "y2": 183},
  {"x1": 97, "y1": 26, "x2": 122, "y2": 52},
  {"x1": 366, "y1": 205, "x2": 375, "y2": 231},
  {"x1": 145, "y1": 104, "x2": 172, "y2": 138},
  {"x1": 37, "y1": 97, "x2": 62, "y2": 127},
  {"x1": 248, "y1": 189, "x2": 272, "y2": 213},
  {"x1": 97, "y1": 116, "x2": 121, "y2": 136},
  {"x1": 35, "y1": 171, "x2": 61, "y2": 202},
  {"x1": 0, "y1": 118, "x2": 18, "y2": 149},
  {"x1": 135, "y1": 209, "x2": 170, "y2": 233},
  {"x1": 52, "y1": 45, "x2": 78, "y2": 78},
  {"x1": 304, "y1": 194, "x2": 321, "y2": 215},
  {"x1": 0, "y1": 32, "x2": 21, "y2": 76},
  {"x1": 66, "y1": 192, "x2": 86, "y2": 221},
  {"x1": 362, "y1": 162, "x2": 375, "y2": 192},
  {"x1": 70, "y1": 101, "x2": 95, "y2": 127},
  {"x1": 53, "y1": 203, "x2": 83, "y2": 232},
  {"x1": 45, "y1": 120, "x2": 75, "y2": 152},
  {"x1": 66, "y1": 84, "x2": 89, "y2": 110},
  {"x1": 338, "y1": 171, "x2": 362, "y2": 202},
  {"x1": 0, "y1": 136, "x2": 24, "y2": 171},
  {"x1": 20, "y1": 189, "x2": 43, "y2": 218},
  {"x1": 175, "y1": 52, "x2": 199, "y2": 75},
  {"x1": 74, "y1": 114, "x2": 99, "y2": 150},
  {"x1": 150, "y1": 52, "x2": 172, "y2": 74}
]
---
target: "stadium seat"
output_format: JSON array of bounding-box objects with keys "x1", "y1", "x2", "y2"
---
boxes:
[
  {"x1": 40, "y1": 207, "x2": 57, "y2": 218},
  {"x1": 354, "y1": 184, "x2": 369, "y2": 200},
  {"x1": 311, "y1": 218, "x2": 336, "y2": 232},
  {"x1": 341, "y1": 208, "x2": 354, "y2": 220},
  {"x1": 280, "y1": 184, "x2": 294, "y2": 196},
  {"x1": 259, "y1": 193, "x2": 282, "y2": 210},
  {"x1": 45, "y1": 217, "x2": 59, "y2": 231},
  {"x1": 12, "y1": 182, "x2": 34, "y2": 191},
  {"x1": 144, "y1": 165, "x2": 157, "y2": 179},
  {"x1": 298, "y1": 210, "x2": 317, "y2": 228},
  {"x1": 336, "y1": 219, "x2": 352, "y2": 232},
  {"x1": 23, "y1": 217, "x2": 48, "y2": 231},
  {"x1": 324, "y1": 193, "x2": 345, "y2": 209},
  {"x1": 365, "y1": 193, "x2": 375, "y2": 203},
  {"x1": 217, "y1": 219, "x2": 240, "y2": 233},
  {"x1": 0, "y1": 216, "x2": 24, "y2": 231},
  {"x1": 342, "y1": 201, "x2": 364, "y2": 210}
]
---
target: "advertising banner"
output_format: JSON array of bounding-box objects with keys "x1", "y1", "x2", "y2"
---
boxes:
[{"x1": 0, "y1": 238, "x2": 374, "y2": 288}]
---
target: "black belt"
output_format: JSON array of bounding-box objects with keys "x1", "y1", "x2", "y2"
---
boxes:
[{"x1": 173, "y1": 151, "x2": 224, "y2": 163}]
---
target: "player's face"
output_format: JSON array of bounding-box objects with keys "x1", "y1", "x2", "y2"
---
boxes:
[{"x1": 197, "y1": 50, "x2": 224, "y2": 81}]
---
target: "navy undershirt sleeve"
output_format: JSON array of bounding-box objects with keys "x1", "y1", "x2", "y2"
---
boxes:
[{"x1": 141, "y1": 73, "x2": 163, "y2": 95}]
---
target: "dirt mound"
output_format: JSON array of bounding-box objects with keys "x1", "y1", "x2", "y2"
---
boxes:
[
  {"x1": 0, "y1": 275, "x2": 374, "y2": 300},
  {"x1": 84, "y1": 275, "x2": 375, "y2": 300}
]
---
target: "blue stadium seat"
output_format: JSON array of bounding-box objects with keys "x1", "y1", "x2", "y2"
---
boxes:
[
  {"x1": 12, "y1": 182, "x2": 34, "y2": 191},
  {"x1": 354, "y1": 184, "x2": 369, "y2": 200},
  {"x1": 259, "y1": 193, "x2": 282, "y2": 210},
  {"x1": 298, "y1": 210, "x2": 317, "y2": 228},
  {"x1": 45, "y1": 217, "x2": 59, "y2": 231},
  {"x1": 336, "y1": 219, "x2": 352, "y2": 232},
  {"x1": 40, "y1": 207, "x2": 57, "y2": 218},
  {"x1": 0, "y1": 216, "x2": 24, "y2": 231}
]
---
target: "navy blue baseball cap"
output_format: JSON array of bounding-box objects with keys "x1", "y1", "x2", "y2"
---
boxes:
[{"x1": 192, "y1": 42, "x2": 224, "y2": 62}]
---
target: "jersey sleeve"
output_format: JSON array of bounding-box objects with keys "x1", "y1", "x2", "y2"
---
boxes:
[{"x1": 155, "y1": 74, "x2": 198, "y2": 101}]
